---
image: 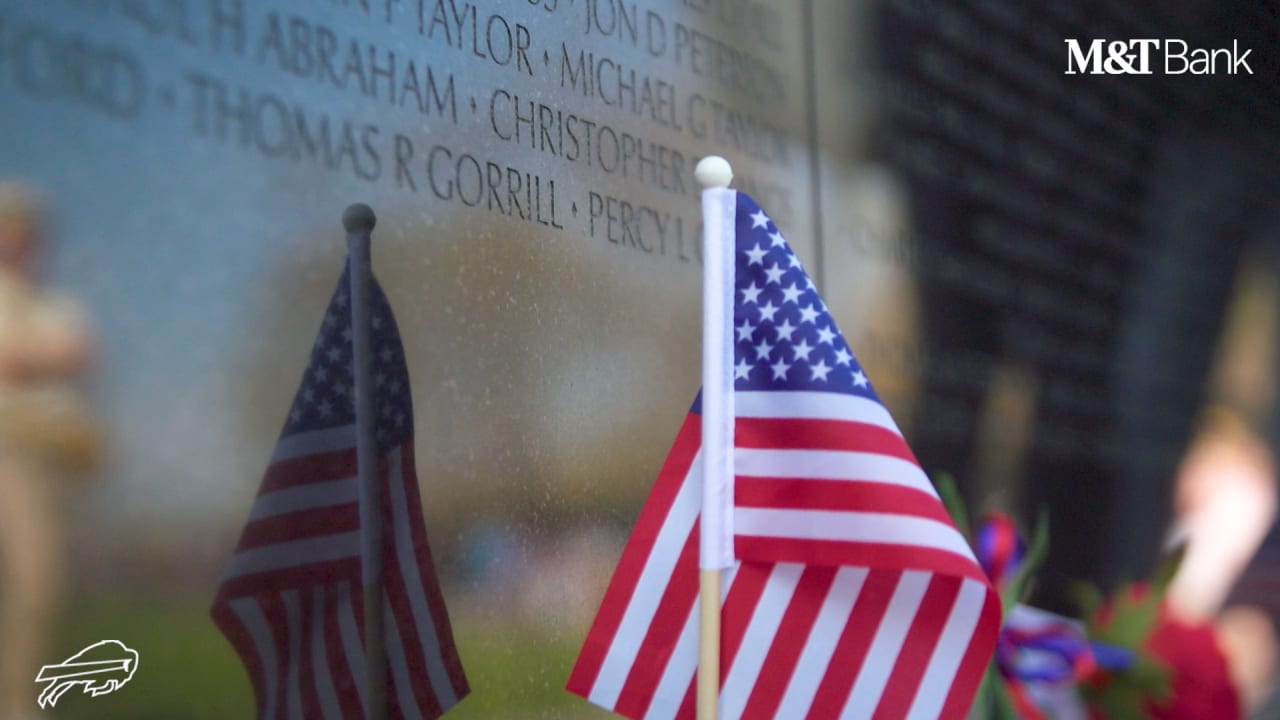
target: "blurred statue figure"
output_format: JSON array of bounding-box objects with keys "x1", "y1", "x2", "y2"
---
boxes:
[{"x1": 0, "y1": 183, "x2": 101, "y2": 719}]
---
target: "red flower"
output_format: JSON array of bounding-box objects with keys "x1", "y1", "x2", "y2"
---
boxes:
[
  {"x1": 1144, "y1": 606, "x2": 1240, "y2": 720},
  {"x1": 1087, "y1": 584, "x2": 1241, "y2": 720}
]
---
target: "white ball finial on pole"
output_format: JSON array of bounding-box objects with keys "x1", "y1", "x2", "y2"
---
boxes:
[{"x1": 695, "y1": 155, "x2": 733, "y2": 189}]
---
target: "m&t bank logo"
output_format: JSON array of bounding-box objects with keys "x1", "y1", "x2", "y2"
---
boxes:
[{"x1": 1065, "y1": 39, "x2": 1253, "y2": 75}]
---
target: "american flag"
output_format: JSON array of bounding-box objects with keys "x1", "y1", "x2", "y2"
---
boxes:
[
  {"x1": 568, "y1": 191, "x2": 999, "y2": 718},
  {"x1": 212, "y1": 261, "x2": 468, "y2": 720}
]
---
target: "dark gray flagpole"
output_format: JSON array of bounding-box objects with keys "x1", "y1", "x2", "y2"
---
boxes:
[{"x1": 344, "y1": 203, "x2": 388, "y2": 720}]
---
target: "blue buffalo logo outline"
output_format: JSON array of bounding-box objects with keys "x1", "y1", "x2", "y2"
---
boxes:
[{"x1": 35, "y1": 639, "x2": 138, "y2": 708}]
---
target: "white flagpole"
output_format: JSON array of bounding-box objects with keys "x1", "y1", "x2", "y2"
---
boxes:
[
  {"x1": 695, "y1": 156, "x2": 736, "y2": 720},
  {"x1": 344, "y1": 203, "x2": 389, "y2": 720}
]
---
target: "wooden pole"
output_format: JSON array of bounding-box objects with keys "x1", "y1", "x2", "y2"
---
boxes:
[
  {"x1": 344, "y1": 203, "x2": 388, "y2": 720},
  {"x1": 697, "y1": 570, "x2": 722, "y2": 720}
]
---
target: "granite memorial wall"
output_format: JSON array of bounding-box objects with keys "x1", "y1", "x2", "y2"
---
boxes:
[{"x1": 0, "y1": 0, "x2": 817, "y2": 545}]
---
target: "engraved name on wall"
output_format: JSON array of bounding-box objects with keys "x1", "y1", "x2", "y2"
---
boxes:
[{"x1": 0, "y1": 0, "x2": 812, "y2": 264}]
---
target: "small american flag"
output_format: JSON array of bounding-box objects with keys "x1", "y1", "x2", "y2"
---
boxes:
[
  {"x1": 212, "y1": 261, "x2": 468, "y2": 719},
  {"x1": 568, "y1": 191, "x2": 999, "y2": 718}
]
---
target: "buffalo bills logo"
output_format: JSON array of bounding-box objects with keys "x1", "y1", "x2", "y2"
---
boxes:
[{"x1": 35, "y1": 639, "x2": 138, "y2": 708}]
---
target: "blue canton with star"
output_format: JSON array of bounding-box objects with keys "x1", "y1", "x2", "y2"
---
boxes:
[
  {"x1": 281, "y1": 261, "x2": 414, "y2": 451},
  {"x1": 733, "y1": 193, "x2": 880, "y2": 402}
]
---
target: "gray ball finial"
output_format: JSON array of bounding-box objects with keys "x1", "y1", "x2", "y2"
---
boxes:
[{"x1": 342, "y1": 203, "x2": 377, "y2": 234}]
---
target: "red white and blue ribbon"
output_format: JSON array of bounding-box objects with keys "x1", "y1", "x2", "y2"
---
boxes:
[{"x1": 976, "y1": 514, "x2": 1134, "y2": 719}]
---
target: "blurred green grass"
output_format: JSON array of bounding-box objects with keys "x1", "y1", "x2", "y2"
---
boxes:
[
  {"x1": 45, "y1": 589, "x2": 607, "y2": 719},
  {"x1": 49, "y1": 592, "x2": 253, "y2": 719}
]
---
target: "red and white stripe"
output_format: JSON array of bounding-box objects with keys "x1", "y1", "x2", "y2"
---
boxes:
[
  {"x1": 733, "y1": 390, "x2": 985, "y2": 580},
  {"x1": 213, "y1": 429, "x2": 468, "y2": 720},
  {"x1": 568, "y1": 403, "x2": 1000, "y2": 719}
]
